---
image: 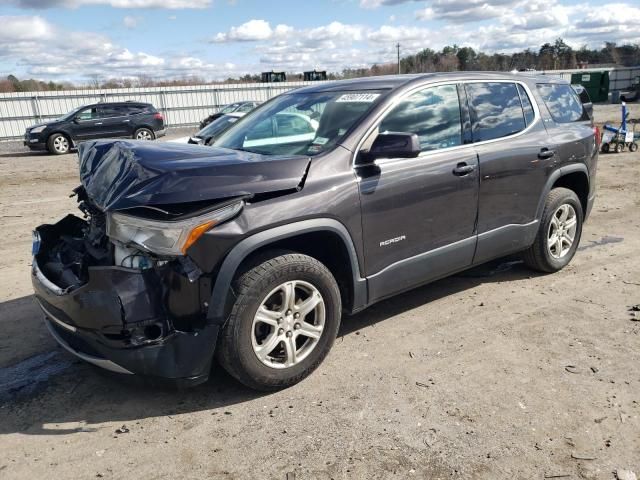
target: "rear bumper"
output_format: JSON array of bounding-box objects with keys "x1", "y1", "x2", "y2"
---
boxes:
[{"x1": 31, "y1": 216, "x2": 219, "y2": 387}]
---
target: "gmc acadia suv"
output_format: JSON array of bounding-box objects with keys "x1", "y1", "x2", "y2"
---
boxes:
[
  {"x1": 31, "y1": 73, "x2": 597, "y2": 390},
  {"x1": 24, "y1": 101, "x2": 165, "y2": 155}
]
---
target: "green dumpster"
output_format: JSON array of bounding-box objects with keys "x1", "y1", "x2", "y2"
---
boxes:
[{"x1": 570, "y1": 71, "x2": 610, "y2": 102}]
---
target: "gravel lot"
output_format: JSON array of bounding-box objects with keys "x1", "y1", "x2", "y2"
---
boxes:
[{"x1": 0, "y1": 113, "x2": 639, "y2": 480}]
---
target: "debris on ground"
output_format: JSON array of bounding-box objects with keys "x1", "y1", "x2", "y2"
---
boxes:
[
  {"x1": 571, "y1": 453, "x2": 597, "y2": 460},
  {"x1": 616, "y1": 469, "x2": 638, "y2": 480},
  {"x1": 115, "y1": 425, "x2": 129, "y2": 434},
  {"x1": 565, "y1": 365, "x2": 580, "y2": 374}
]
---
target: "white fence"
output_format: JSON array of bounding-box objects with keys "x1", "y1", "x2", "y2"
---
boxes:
[
  {"x1": 1, "y1": 66, "x2": 639, "y2": 141},
  {"x1": 0, "y1": 81, "x2": 319, "y2": 140}
]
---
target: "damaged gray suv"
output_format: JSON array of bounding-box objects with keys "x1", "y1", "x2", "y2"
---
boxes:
[{"x1": 32, "y1": 73, "x2": 598, "y2": 390}]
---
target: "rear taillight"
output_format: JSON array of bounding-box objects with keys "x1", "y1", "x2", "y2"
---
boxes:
[
  {"x1": 154, "y1": 112, "x2": 164, "y2": 120},
  {"x1": 594, "y1": 126, "x2": 601, "y2": 147}
]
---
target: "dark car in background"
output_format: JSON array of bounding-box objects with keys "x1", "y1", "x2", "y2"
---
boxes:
[
  {"x1": 187, "y1": 112, "x2": 245, "y2": 145},
  {"x1": 31, "y1": 73, "x2": 597, "y2": 390},
  {"x1": 24, "y1": 101, "x2": 165, "y2": 155},
  {"x1": 199, "y1": 101, "x2": 259, "y2": 129}
]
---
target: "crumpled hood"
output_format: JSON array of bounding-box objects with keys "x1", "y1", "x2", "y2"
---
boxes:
[{"x1": 78, "y1": 140, "x2": 310, "y2": 211}]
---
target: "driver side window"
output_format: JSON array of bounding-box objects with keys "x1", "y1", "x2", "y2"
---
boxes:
[
  {"x1": 379, "y1": 84, "x2": 462, "y2": 152},
  {"x1": 76, "y1": 107, "x2": 100, "y2": 121}
]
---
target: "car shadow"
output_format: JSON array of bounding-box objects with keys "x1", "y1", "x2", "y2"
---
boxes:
[
  {"x1": 0, "y1": 257, "x2": 538, "y2": 436},
  {"x1": 0, "y1": 151, "x2": 48, "y2": 158}
]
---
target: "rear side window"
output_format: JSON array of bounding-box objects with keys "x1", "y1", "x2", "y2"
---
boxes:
[
  {"x1": 127, "y1": 104, "x2": 153, "y2": 115},
  {"x1": 466, "y1": 82, "x2": 526, "y2": 142},
  {"x1": 537, "y1": 84, "x2": 584, "y2": 123},
  {"x1": 379, "y1": 84, "x2": 462, "y2": 152},
  {"x1": 517, "y1": 84, "x2": 535, "y2": 126},
  {"x1": 99, "y1": 105, "x2": 126, "y2": 118}
]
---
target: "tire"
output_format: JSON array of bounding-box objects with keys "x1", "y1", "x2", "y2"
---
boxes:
[
  {"x1": 133, "y1": 128, "x2": 154, "y2": 141},
  {"x1": 614, "y1": 143, "x2": 623, "y2": 153},
  {"x1": 47, "y1": 133, "x2": 70, "y2": 155},
  {"x1": 601, "y1": 143, "x2": 610, "y2": 154},
  {"x1": 523, "y1": 187, "x2": 583, "y2": 273},
  {"x1": 217, "y1": 252, "x2": 342, "y2": 391},
  {"x1": 630, "y1": 142, "x2": 638, "y2": 152}
]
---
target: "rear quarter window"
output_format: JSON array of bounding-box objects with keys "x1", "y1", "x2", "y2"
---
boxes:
[
  {"x1": 466, "y1": 82, "x2": 527, "y2": 142},
  {"x1": 537, "y1": 84, "x2": 585, "y2": 123}
]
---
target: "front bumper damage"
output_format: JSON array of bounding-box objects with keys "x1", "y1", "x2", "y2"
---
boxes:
[{"x1": 32, "y1": 214, "x2": 219, "y2": 387}]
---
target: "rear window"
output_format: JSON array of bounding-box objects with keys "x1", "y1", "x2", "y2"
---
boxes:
[
  {"x1": 537, "y1": 84, "x2": 585, "y2": 123},
  {"x1": 466, "y1": 82, "x2": 526, "y2": 142}
]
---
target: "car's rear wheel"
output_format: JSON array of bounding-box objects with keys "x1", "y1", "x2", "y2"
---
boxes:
[
  {"x1": 47, "y1": 133, "x2": 70, "y2": 155},
  {"x1": 217, "y1": 252, "x2": 342, "y2": 390},
  {"x1": 134, "y1": 128, "x2": 154, "y2": 140},
  {"x1": 523, "y1": 187, "x2": 583, "y2": 273}
]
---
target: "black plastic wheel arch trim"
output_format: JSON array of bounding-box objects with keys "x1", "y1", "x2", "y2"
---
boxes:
[{"x1": 205, "y1": 218, "x2": 367, "y2": 325}]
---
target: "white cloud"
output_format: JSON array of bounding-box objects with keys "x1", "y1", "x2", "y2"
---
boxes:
[
  {"x1": 0, "y1": 15, "x2": 242, "y2": 82},
  {"x1": 2, "y1": 0, "x2": 209, "y2": 8},
  {"x1": 213, "y1": 19, "x2": 275, "y2": 42},
  {"x1": 359, "y1": 0, "x2": 417, "y2": 8},
  {"x1": 122, "y1": 15, "x2": 138, "y2": 28}
]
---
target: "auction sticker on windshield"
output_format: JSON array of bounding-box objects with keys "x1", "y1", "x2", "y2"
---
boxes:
[{"x1": 336, "y1": 93, "x2": 380, "y2": 103}]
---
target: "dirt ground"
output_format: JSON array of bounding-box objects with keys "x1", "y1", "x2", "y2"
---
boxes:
[{"x1": 0, "y1": 117, "x2": 639, "y2": 480}]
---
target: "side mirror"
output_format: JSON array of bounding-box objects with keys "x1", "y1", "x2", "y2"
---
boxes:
[{"x1": 364, "y1": 132, "x2": 421, "y2": 161}]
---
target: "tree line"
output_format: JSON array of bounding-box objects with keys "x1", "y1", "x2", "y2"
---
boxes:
[{"x1": 1, "y1": 39, "x2": 638, "y2": 92}]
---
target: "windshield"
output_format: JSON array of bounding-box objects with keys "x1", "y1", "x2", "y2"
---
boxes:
[
  {"x1": 56, "y1": 105, "x2": 85, "y2": 121},
  {"x1": 214, "y1": 90, "x2": 385, "y2": 156},
  {"x1": 220, "y1": 103, "x2": 241, "y2": 114},
  {"x1": 197, "y1": 115, "x2": 240, "y2": 140}
]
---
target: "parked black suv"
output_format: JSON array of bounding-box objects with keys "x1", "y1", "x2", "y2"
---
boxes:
[
  {"x1": 31, "y1": 73, "x2": 597, "y2": 390},
  {"x1": 24, "y1": 102, "x2": 165, "y2": 155}
]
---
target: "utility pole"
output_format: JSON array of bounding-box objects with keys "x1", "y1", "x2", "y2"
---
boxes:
[{"x1": 396, "y1": 43, "x2": 401, "y2": 74}]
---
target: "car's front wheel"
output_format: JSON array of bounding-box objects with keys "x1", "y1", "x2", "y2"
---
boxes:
[
  {"x1": 523, "y1": 187, "x2": 583, "y2": 273},
  {"x1": 217, "y1": 252, "x2": 342, "y2": 390},
  {"x1": 47, "y1": 133, "x2": 70, "y2": 155}
]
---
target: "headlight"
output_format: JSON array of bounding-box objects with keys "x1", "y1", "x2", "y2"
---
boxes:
[
  {"x1": 30, "y1": 125, "x2": 47, "y2": 134},
  {"x1": 107, "y1": 201, "x2": 243, "y2": 256}
]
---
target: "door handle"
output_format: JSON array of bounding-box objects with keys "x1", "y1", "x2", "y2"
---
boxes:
[
  {"x1": 538, "y1": 148, "x2": 555, "y2": 159},
  {"x1": 452, "y1": 163, "x2": 476, "y2": 176},
  {"x1": 123, "y1": 119, "x2": 130, "y2": 123},
  {"x1": 95, "y1": 122, "x2": 103, "y2": 125}
]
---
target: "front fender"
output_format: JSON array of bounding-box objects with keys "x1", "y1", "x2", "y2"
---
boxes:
[{"x1": 205, "y1": 218, "x2": 367, "y2": 325}]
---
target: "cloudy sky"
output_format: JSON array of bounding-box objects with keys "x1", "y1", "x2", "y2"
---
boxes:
[{"x1": 0, "y1": 0, "x2": 639, "y2": 82}]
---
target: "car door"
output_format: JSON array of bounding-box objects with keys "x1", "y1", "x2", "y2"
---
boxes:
[
  {"x1": 464, "y1": 81, "x2": 552, "y2": 264},
  {"x1": 71, "y1": 106, "x2": 104, "y2": 140},
  {"x1": 356, "y1": 83, "x2": 479, "y2": 303},
  {"x1": 97, "y1": 105, "x2": 130, "y2": 138}
]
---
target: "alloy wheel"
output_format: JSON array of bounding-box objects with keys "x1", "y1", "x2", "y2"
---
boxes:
[
  {"x1": 54, "y1": 136, "x2": 69, "y2": 153},
  {"x1": 547, "y1": 204, "x2": 578, "y2": 259},
  {"x1": 136, "y1": 130, "x2": 152, "y2": 140},
  {"x1": 251, "y1": 280, "x2": 325, "y2": 369}
]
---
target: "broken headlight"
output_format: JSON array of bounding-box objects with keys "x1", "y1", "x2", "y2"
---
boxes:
[{"x1": 106, "y1": 201, "x2": 243, "y2": 256}]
